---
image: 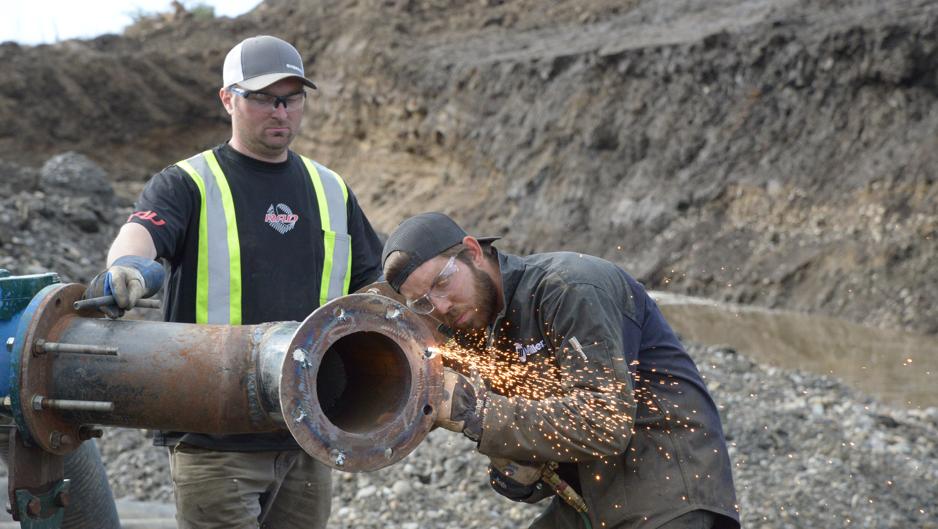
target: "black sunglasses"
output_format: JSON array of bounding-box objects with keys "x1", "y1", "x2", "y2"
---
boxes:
[{"x1": 227, "y1": 86, "x2": 307, "y2": 110}]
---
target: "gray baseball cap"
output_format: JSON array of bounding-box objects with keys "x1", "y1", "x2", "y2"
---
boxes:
[{"x1": 223, "y1": 35, "x2": 317, "y2": 91}]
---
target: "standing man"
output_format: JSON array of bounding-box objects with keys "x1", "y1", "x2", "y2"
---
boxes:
[
  {"x1": 86, "y1": 35, "x2": 383, "y2": 528},
  {"x1": 381, "y1": 212, "x2": 739, "y2": 529}
]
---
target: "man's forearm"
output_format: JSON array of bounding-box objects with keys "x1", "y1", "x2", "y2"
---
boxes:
[
  {"x1": 107, "y1": 223, "x2": 158, "y2": 266},
  {"x1": 477, "y1": 388, "x2": 635, "y2": 463}
]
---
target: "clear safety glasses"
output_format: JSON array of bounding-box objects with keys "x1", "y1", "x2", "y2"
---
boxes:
[{"x1": 406, "y1": 256, "x2": 459, "y2": 315}]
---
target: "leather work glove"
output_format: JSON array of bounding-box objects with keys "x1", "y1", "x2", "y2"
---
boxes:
[
  {"x1": 488, "y1": 457, "x2": 551, "y2": 503},
  {"x1": 85, "y1": 256, "x2": 164, "y2": 318},
  {"x1": 436, "y1": 368, "x2": 486, "y2": 442}
]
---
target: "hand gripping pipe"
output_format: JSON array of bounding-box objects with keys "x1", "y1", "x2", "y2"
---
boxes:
[{"x1": 2, "y1": 278, "x2": 444, "y2": 525}]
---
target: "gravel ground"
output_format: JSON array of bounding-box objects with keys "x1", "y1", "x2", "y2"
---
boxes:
[
  {"x1": 97, "y1": 344, "x2": 938, "y2": 529},
  {"x1": 2, "y1": 154, "x2": 936, "y2": 526}
]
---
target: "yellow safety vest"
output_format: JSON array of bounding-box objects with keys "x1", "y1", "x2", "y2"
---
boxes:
[{"x1": 176, "y1": 149, "x2": 351, "y2": 324}]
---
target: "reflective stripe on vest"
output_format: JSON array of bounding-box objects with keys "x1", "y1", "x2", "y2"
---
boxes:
[
  {"x1": 177, "y1": 150, "x2": 242, "y2": 325},
  {"x1": 300, "y1": 156, "x2": 351, "y2": 306},
  {"x1": 176, "y1": 150, "x2": 351, "y2": 324}
]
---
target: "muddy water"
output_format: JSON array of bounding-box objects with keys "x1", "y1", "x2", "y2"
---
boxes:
[{"x1": 652, "y1": 292, "x2": 938, "y2": 409}]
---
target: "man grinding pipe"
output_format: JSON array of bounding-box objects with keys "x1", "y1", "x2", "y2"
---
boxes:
[{"x1": 381, "y1": 212, "x2": 739, "y2": 529}]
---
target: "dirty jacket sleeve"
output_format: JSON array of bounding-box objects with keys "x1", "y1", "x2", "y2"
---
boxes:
[{"x1": 477, "y1": 281, "x2": 639, "y2": 463}]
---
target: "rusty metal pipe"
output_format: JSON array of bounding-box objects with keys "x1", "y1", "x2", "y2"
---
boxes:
[
  {"x1": 47, "y1": 317, "x2": 288, "y2": 435},
  {"x1": 256, "y1": 321, "x2": 297, "y2": 423},
  {"x1": 13, "y1": 282, "x2": 443, "y2": 472},
  {"x1": 278, "y1": 292, "x2": 444, "y2": 471}
]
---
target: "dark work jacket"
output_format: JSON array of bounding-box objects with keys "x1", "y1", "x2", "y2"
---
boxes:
[{"x1": 477, "y1": 251, "x2": 740, "y2": 529}]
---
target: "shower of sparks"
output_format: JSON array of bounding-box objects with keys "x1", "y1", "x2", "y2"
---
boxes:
[
  {"x1": 433, "y1": 335, "x2": 705, "y2": 463},
  {"x1": 439, "y1": 338, "x2": 575, "y2": 399},
  {"x1": 437, "y1": 338, "x2": 634, "y2": 459}
]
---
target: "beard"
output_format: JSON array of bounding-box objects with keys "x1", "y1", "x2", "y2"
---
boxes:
[
  {"x1": 257, "y1": 119, "x2": 295, "y2": 150},
  {"x1": 447, "y1": 260, "x2": 499, "y2": 331},
  {"x1": 233, "y1": 111, "x2": 298, "y2": 160}
]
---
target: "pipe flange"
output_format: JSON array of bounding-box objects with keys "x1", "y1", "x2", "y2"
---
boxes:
[
  {"x1": 13, "y1": 283, "x2": 88, "y2": 455},
  {"x1": 281, "y1": 292, "x2": 443, "y2": 472}
]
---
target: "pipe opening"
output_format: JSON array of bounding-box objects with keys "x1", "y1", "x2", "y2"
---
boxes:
[{"x1": 317, "y1": 331, "x2": 412, "y2": 433}]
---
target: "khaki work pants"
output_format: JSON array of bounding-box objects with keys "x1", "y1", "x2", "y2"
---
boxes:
[{"x1": 170, "y1": 444, "x2": 332, "y2": 529}]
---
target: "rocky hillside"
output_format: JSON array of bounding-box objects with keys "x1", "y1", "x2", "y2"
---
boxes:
[
  {"x1": 296, "y1": 0, "x2": 938, "y2": 336},
  {"x1": 1, "y1": 0, "x2": 936, "y2": 336},
  {"x1": 1, "y1": 2, "x2": 937, "y2": 527}
]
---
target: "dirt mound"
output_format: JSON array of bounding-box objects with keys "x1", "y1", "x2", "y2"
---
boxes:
[
  {"x1": 0, "y1": 154, "x2": 123, "y2": 281},
  {"x1": 3, "y1": 0, "x2": 934, "y2": 335},
  {"x1": 294, "y1": 0, "x2": 938, "y2": 335},
  {"x1": 0, "y1": 2, "x2": 937, "y2": 526}
]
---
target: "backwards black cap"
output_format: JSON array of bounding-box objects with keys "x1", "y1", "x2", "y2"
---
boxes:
[{"x1": 381, "y1": 212, "x2": 500, "y2": 292}]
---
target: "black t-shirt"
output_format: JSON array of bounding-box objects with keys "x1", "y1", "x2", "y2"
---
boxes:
[{"x1": 129, "y1": 143, "x2": 383, "y2": 450}]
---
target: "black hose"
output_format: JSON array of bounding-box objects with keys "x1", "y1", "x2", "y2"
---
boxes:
[
  {"x1": 0, "y1": 426, "x2": 121, "y2": 528},
  {"x1": 59, "y1": 439, "x2": 122, "y2": 529}
]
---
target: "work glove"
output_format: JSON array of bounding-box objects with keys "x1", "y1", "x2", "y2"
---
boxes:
[
  {"x1": 436, "y1": 368, "x2": 486, "y2": 442},
  {"x1": 488, "y1": 457, "x2": 551, "y2": 503},
  {"x1": 85, "y1": 256, "x2": 164, "y2": 318}
]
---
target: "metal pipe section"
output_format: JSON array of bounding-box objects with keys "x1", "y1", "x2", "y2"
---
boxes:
[
  {"x1": 256, "y1": 320, "x2": 298, "y2": 424},
  {"x1": 44, "y1": 315, "x2": 288, "y2": 439},
  {"x1": 11, "y1": 281, "x2": 444, "y2": 472},
  {"x1": 280, "y1": 290, "x2": 444, "y2": 471}
]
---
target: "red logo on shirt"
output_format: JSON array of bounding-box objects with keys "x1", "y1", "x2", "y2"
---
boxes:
[
  {"x1": 264, "y1": 212, "x2": 300, "y2": 223},
  {"x1": 128, "y1": 210, "x2": 166, "y2": 226},
  {"x1": 265, "y1": 204, "x2": 299, "y2": 235}
]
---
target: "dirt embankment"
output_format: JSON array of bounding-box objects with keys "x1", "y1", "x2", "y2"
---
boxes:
[
  {"x1": 287, "y1": 0, "x2": 938, "y2": 336},
  {"x1": 2, "y1": 0, "x2": 935, "y2": 336},
  {"x1": 1, "y1": 2, "x2": 937, "y2": 528}
]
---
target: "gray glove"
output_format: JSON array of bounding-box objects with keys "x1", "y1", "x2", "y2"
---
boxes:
[
  {"x1": 107, "y1": 265, "x2": 148, "y2": 309},
  {"x1": 436, "y1": 368, "x2": 486, "y2": 441},
  {"x1": 85, "y1": 256, "x2": 164, "y2": 318}
]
